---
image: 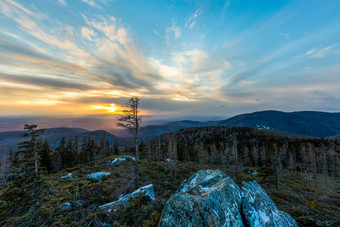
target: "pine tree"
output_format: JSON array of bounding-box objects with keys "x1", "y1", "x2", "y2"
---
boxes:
[
  {"x1": 56, "y1": 137, "x2": 67, "y2": 169},
  {"x1": 117, "y1": 96, "x2": 142, "y2": 189},
  {"x1": 39, "y1": 139, "x2": 53, "y2": 174},
  {"x1": 8, "y1": 124, "x2": 45, "y2": 225}
]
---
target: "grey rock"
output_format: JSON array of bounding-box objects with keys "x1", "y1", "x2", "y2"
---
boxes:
[
  {"x1": 111, "y1": 155, "x2": 136, "y2": 165},
  {"x1": 159, "y1": 169, "x2": 298, "y2": 227},
  {"x1": 100, "y1": 184, "x2": 155, "y2": 211},
  {"x1": 61, "y1": 202, "x2": 71, "y2": 210},
  {"x1": 61, "y1": 173, "x2": 74, "y2": 179},
  {"x1": 241, "y1": 181, "x2": 298, "y2": 227},
  {"x1": 87, "y1": 172, "x2": 110, "y2": 181},
  {"x1": 159, "y1": 169, "x2": 244, "y2": 227}
]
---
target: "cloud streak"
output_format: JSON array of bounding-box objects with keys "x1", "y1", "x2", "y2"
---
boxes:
[{"x1": 0, "y1": 0, "x2": 339, "y2": 116}]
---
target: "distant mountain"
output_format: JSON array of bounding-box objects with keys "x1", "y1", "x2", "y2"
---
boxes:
[
  {"x1": 140, "y1": 110, "x2": 340, "y2": 139},
  {"x1": 0, "y1": 127, "x2": 124, "y2": 157},
  {"x1": 140, "y1": 120, "x2": 214, "y2": 140},
  {"x1": 218, "y1": 110, "x2": 340, "y2": 137}
]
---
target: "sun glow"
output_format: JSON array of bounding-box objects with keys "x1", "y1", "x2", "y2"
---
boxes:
[{"x1": 92, "y1": 103, "x2": 118, "y2": 113}]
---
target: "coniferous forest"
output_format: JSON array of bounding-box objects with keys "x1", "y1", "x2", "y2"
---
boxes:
[{"x1": 0, "y1": 124, "x2": 339, "y2": 226}]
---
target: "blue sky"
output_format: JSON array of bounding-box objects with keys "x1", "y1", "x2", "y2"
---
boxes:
[{"x1": 0, "y1": 0, "x2": 339, "y2": 117}]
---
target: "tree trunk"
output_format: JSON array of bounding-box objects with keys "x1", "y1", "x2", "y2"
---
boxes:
[
  {"x1": 34, "y1": 136, "x2": 40, "y2": 224},
  {"x1": 135, "y1": 136, "x2": 139, "y2": 189}
]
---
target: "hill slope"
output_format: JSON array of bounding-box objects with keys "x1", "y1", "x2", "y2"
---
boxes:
[
  {"x1": 0, "y1": 127, "x2": 124, "y2": 157},
  {"x1": 140, "y1": 110, "x2": 340, "y2": 139}
]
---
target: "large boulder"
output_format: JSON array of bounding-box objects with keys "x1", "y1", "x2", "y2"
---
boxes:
[
  {"x1": 99, "y1": 184, "x2": 155, "y2": 211},
  {"x1": 159, "y1": 169, "x2": 298, "y2": 227},
  {"x1": 159, "y1": 169, "x2": 244, "y2": 227},
  {"x1": 241, "y1": 181, "x2": 298, "y2": 227}
]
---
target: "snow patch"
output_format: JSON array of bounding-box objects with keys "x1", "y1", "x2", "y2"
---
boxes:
[{"x1": 255, "y1": 124, "x2": 271, "y2": 130}]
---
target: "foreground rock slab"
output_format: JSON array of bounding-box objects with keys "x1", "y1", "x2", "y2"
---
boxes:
[
  {"x1": 100, "y1": 184, "x2": 155, "y2": 211},
  {"x1": 242, "y1": 181, "x2": 298, "y2": 227},
  {"x1": 159, "y1": 169, "x2": 244, "y2": 227},
  {"x1": 159, "y1": 169, "x2": 298, "y2": 227}
]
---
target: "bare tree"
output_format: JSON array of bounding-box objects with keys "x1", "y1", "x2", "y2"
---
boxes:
[{"x1": 117, "y1": 96, "x2": 142, "y2": 189}]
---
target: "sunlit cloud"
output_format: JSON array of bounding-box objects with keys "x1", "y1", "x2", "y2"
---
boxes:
[
  {"x1": 0, "y1": 0, "x2": 339, "y2": 117},
  {"x1": 92, "y1": 103, "x2": 119, "y2": 113}
]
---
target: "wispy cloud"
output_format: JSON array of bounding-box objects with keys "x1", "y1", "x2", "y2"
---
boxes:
[
  {"x1": 81, "y1": 0, "x2": 101, "y2": 9},
  {"x1": 58, "y1": 0, "x2": 67, "y2": 6},
  {"x1": 81, "y1": 27, "x2": 96, "y2": 41},
  {"x1": 0, "y1": 0, "x2": 339, "y2": 116},
  {"x1": 279, "y1": 33, "x2": 290, "y2": 39},
  {"x1": 185, "y1": 9, "x2": 202, "y2": 29},
  {"x1": 310, "y1": 43, "x2": 340, "y2": 58},
  {"x1": 167, "y1": 19, "x2": 181, "y2": 39}
]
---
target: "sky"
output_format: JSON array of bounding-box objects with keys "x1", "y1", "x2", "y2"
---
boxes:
[{"x1": 0, "y1": 0, "x2": 339, "y2": 118}]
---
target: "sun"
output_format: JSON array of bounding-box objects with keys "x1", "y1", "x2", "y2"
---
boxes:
[{"x1": 91, "y1": 103, "x2": 118, "y2": 113}]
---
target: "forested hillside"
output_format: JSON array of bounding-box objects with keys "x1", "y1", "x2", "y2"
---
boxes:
[
  {"x1": 141, "y1": 126, "x2": 340, "y2": 179},
  {"x1": 0, "y1": 126, "x2": 339, "y2": 226},
  {"x1": 139, "y1": 111, "x2": 340, "y2": 139}
]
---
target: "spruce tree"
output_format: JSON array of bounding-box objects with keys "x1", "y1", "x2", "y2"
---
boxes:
[
  {"x1": 39, "y1": 139, "x2": 53, "y2": 174},
  {"x1": 6, "y1": 124, "x2": 45, "y2": 225}
]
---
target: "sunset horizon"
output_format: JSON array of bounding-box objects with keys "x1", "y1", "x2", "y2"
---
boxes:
[{"x1": 1, "y1": 0, "x2": 339, "y2": 117}]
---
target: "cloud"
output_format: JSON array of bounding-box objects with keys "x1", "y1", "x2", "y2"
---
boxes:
[
  {"x1": 172, "y1": 49, "x2": 231, "y2": 75},
  {"x1": 185, "y1": 9, "x2": 202, "y2": 29},
  {"x1": 81, "y1": 0, "x2": 101, "y2": 8},
  {"x1": 167, "y1": 19, "x2": 181, "y2": 39},
  {"x1": 279, "y1": 33, "x2": 290, "y2": 39},
  {"x1": 305, "y1": 48, "x2": 316, "y2": 56},
  {"x1": 310, "y1": 43, "x2": 340, "y2": 58},
  {"x1": 58, "y1": 0, "x2": 67, "y2": 6},
  {"x1": 81, "y1": 27, "x2": 96, "y2": 41},
  {"x1": 153, "y1": 30, "x2": 164, "y2": 39}
]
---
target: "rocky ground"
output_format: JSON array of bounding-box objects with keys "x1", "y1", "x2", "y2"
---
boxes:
[{"x1": 1, "y1": 155, "x2": 340, "y2": 226}]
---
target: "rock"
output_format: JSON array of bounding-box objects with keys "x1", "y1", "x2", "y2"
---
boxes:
[
  {"x1": 75, "y1": 200, "x2": 85, "y2": 207},
  {"x1": 99, "y1": 184, "x2": 155, "y2": 211},
  {"x1": 87, "y1": 172, "x2": 110, "y2": 181},
  {"x1": 159, "y1": 169, "x2": 244, "y2": 227},
  {"x1": 252, "y1": 170, "x2": 258, "y2": 176},
  {"x1": 159, "y1": 169, "x2": 298, "y2": 227},
  {"x1": 165, "y1": 159, "x2": 172, "y2": 162},
  {"x1": 241, "y1": 181, "x2": 298, "y2": 227},
  {"x1": 61, "y1": 202, "x2": 71, "y2": 210},
  {"x1": 111, "y1": 155, "x2": 136, "y2": 165},
  {"x1": 61, "y1": 173, "x2": 74, "y2": 179}
]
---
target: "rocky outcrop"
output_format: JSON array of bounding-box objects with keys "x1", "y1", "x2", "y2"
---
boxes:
[
  {"x1": 242, "y1": 181, "x2": 298, "y2": 227},
  {"x1": 87, "y1": 172, "x2": 110, "y2": 181},
  {"x1": 61, "y1": 173, "x2": 75, "y2": 179},
  {"x1": 111, "y1": 155, "x2": 136, "y2": 165},
  {"x1": 100, "y1": 184, "x2": 155, "y2": 211},
  {"x1": 159, "y1": 169, "x2": 244, "y2": 227},
  {"x1": 159, "y1": 169, "x2": 298, "y2": 227}
]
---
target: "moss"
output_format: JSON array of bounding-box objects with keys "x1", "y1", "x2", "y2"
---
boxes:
[{"x1": 1, "y1": 158, "x2": 340, "y2": 226}]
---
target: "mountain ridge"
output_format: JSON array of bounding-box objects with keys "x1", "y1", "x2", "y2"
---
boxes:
[
  {"x1": 140, "y1": 110, "x2": 340, "y2": 139},
  {"x1": 0, "y1": 127, "x2": 124, "y2": 157}
]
